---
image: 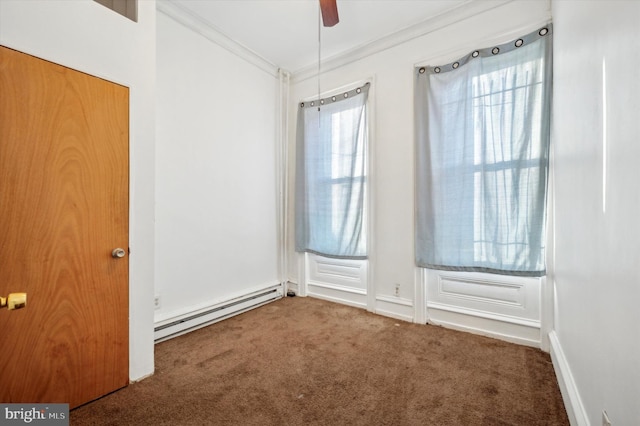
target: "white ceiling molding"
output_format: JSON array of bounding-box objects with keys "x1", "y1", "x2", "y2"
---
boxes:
[
  {"x1": 291, "y1": 0, "x2": 512, "y2": 83},
  {"x1": 156, "y1": 0, "x2": 280, "y2": 78}
]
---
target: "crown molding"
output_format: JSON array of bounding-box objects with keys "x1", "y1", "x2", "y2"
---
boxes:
[
  {"x1": 156, "y1": 0, "x2": 280, "y2": 78},
  {"x1": 291, "y1": 0, "x2": 513, "y2": 83}
]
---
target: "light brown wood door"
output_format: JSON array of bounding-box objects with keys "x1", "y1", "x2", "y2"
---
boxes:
[{"x1": 0, "y1": 46, "x2": 129, "y2": 409}]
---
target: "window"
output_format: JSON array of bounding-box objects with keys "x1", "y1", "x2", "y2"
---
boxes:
[
  {"x1": 295, "y1": 83, "x2": 369, "y2": 259},
  {"x1": 415, "y1": 26, "x2": 552, "y2": 276}
]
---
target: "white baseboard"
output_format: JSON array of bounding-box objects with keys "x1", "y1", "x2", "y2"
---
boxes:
[
  {"x1": 549, "y1": 331, "x2": 590, "y2": 426},
  {"x1": 428, "y1": 305, "x2": 540, "y2": 348},
  {"x1": 375, "y1": 295, "x2": 414, "y2": 322},
  {"x1": 286, "y1": 281, "x2": 300, "y2": 294},
  {"x1": 307, "y1": 283, "x2": 367, "y2": 310},
  {"x1": 290, "y1": 276, "x2": 415, "y2": 321}
]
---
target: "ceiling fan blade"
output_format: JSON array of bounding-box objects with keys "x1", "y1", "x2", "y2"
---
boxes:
[{"x1": 319, "y1": 0, "x2": 339, "y2": 27}]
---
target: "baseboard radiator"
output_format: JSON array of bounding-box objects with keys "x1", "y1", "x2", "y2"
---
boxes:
[{"x1": 154, "y1": 284, "x2": 283, "y2": 342}]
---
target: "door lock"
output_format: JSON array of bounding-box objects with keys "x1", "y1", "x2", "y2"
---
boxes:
[{"x1": 0, "y1": 293, "x2": 27, "y2": 310}]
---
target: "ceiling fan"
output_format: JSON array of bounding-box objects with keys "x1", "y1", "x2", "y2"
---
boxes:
[
  {"x1": 319, "y1": 0, "x2": 339, "y2": 27},
  {"x1": 315, "y1": 0, "x2": 338, "y2": 105}
]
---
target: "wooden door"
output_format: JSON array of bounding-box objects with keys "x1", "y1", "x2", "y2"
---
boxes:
[{"x1": 0, "y1": 46, "x2": 129, "y2": 409}]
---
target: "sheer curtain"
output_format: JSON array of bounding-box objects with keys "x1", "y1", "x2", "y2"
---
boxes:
[
  {"x1": 415, "y1": 26, "x2": 552, "y2": 276},
  {"x1": 295, "y1": 83, "x2": 369, "y2": 259}
]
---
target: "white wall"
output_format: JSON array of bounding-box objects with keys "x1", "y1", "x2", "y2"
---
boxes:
[
  {"x1": 0, "y1": 0, "x2": 156, "y2": 380},
  {"x1": 154, "y1": 12, "x2": 280, "y2": 322},
  {"x1": 287, "y1": 1, "x2": 551, "y2": 318},
  {"x1": 551, "y1": 1, "x2": 640, "y2": 424}
]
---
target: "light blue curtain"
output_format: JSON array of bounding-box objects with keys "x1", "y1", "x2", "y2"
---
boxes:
[
  {"x1": 295, "y1": 83, "x2": 369, "y2": 259},
  {"x1": 415, "y1": 26, "x2": 552, "y2": 276}
]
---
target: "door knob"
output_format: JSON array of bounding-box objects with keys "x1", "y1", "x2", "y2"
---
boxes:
[
  {"x1": 0, "y1": 293, "x2": 27, "y2": 310},
  {"x1": 111, "y1": 248, "x2": 126, "y2": 258}
]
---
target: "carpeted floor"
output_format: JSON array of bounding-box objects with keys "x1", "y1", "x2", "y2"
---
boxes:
[{"x1": 71, "y1": 297, "x2": 568, "y2": 425}]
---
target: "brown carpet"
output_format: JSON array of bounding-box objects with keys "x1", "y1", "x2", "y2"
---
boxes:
[{"x1": 71, "y1": 297, "x2": 568, "y2": 425}]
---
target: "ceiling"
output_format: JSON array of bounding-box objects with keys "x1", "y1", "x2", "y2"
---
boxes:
[{"x1": 168, "y1": 0, "x2": 470, "y2": 72}]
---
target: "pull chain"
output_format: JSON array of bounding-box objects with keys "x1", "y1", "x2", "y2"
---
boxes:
[{"x1": 318, "y1": 4, "x2": 321, "y2": 116}]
